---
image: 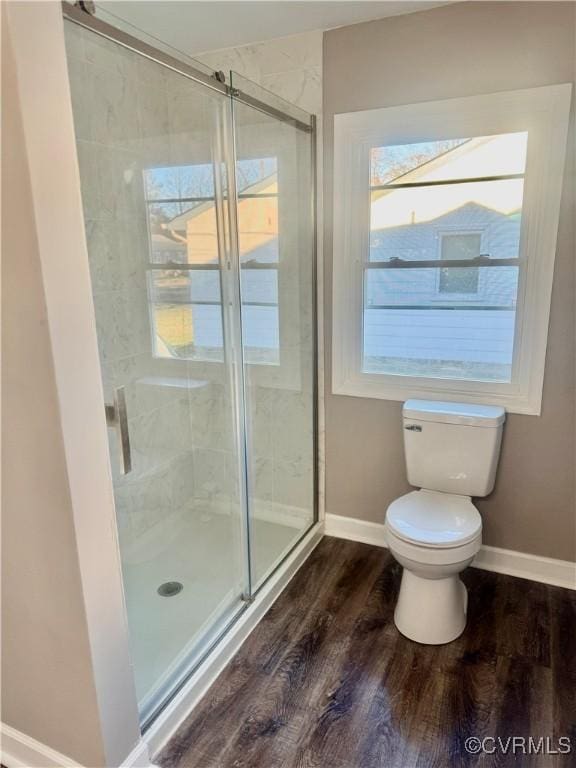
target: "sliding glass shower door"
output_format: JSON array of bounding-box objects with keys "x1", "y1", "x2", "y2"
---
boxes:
[
  {"x1": 64, "y1": 10, "x2": 316, "y2": 729},
  {"x1": 231, "y1": 74, "x2": 316, "y2": 589}
]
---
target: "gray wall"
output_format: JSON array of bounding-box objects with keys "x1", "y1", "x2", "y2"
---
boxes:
[
  {"x1": 323, "y1": 1, "x2": 576, "y2": 561},
  {"x1": 1, "y1": 17, "x2": 107, "y2": 766}
]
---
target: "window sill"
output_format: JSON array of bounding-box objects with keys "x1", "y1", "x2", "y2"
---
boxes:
[
  {"x1": 137, "y1": 376, "x2": 209, "y2": 390},
  {"x1": 331, "y1": 374, "x2": 541, "y2": 416}
]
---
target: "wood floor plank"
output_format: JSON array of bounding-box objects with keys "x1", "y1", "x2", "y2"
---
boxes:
[
  {"x1": 550, "y1": 585, "x2": 576, "y2": 768},
  {"x1": 486, "y1": 656, "x2": 554, "y2": 768},
  {"x1": 156, "y1": 537, "x2": 576, "y2": 768},
  {"x1": 204, "y1": 544, "x2": 386, "y2": 768},
  {"x1": 157, "y1": 538, "x2": 349, "y2": 768},
  {"x1": 158, "y1": 540, "x2": 383, "y2": 768},
  {"x1": 289, "y1": 560, "x2": 401, "y2": 768},
  {"x1": 493, "y1": 575, "x2": 552, "y2": 666}
]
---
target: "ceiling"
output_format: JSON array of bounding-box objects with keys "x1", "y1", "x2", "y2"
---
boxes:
[{"x1": 96, "y1": 1, "x2": 451, "y2": 55}]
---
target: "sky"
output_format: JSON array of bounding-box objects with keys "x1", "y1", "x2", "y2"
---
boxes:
[{"x1": 144, "y1": 157, "x2": 278, "y2": 203}]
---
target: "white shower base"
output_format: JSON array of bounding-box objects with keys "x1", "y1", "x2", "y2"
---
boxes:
[{"x1": 121, "y1": 506, "x2": 308, "y2": 712}]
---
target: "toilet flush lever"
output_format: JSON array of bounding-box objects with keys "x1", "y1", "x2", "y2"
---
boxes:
[{"x1": 405, "y1": 424, "x2": 422, "y2": 432}]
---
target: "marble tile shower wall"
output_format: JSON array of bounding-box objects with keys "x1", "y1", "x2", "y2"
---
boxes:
[
  {"x1": 196, "y1": 30, "x2": 323, "y2": 115},
  {"x1": 232, "y1": 114, "x2": 316, "y2": 518}
]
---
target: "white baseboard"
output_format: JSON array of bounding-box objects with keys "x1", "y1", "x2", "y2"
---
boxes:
[
  {"x1": 472, "y1": 545, "x2": 576, "y2": 589},
  {"x1": 0, "y1": 724, "x2": 81, "y2": 768},
  {"x1": 143, "y1": 522, "x2": 324, "y2": 758},
  {"x1": 0, "y1": 723, "x2": 155, "y2": 768},
  {"x1": 325, "y1": 513, "x2": 576, "y2": 590},
  {"x1": 121, "y1": 739, "x2": 156, "y2": 768},
  {"x1": 324, "y1": 513, "x2": 387, "y2": 547}
]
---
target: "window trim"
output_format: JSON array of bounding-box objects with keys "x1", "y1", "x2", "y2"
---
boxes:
[{"x1": 332, "y1": 84, "x2": 572, "y2": 415}]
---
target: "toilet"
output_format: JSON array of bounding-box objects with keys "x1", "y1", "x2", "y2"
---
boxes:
[{"x1": 385, "y1": 399, "x2": 505, "y2": 645}]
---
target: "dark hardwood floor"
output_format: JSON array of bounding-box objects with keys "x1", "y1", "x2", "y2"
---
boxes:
[{"x1": 156, "y1": 537, "x2": 576, "y2": 768}]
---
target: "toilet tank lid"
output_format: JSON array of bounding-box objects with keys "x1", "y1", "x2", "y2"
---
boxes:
[{"x1": 403, "y1": 400, "x2": 506, "y2": 427}]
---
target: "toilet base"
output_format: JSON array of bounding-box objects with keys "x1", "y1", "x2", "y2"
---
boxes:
[{"x1": 394, "y1": 569, "x2": 468, "y2": 644}]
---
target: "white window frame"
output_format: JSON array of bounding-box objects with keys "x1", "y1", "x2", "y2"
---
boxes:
[{"x1": 332, "y1": 85, "x2": 572, "y2": 415}]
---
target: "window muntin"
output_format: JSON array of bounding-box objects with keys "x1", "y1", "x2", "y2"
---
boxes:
[{"x1": 364, "y1": 132, "x2": 526, "y2": 383}]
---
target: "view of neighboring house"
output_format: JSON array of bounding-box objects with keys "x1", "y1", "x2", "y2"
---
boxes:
[
  {"x1": 364, "y1": 132, "x2": 527, "y2": 381},
  {"x1": 145, "y1": 165, "x2": 280, "y2": 362},
  {"x1": 143, "y1": 135, "x2": 526, "y2": 380}
]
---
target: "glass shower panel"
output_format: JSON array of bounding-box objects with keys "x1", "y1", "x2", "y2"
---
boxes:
[
  {"x1": 64, "y1": 22, "x2": 247, "y2": 724},
  {"x1": 231, "y1": 74, "x2": 316, "y2": 589}
]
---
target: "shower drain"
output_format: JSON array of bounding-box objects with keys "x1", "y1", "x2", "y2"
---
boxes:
[{"x1": 157, "y1": 581, "x2": 183, "y2": 597}]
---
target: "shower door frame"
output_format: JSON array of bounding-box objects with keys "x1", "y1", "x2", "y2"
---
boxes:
[
  {"x1": 62, "y1": 0, "x2": 320, "y2": 732},
  {"x1": 62, "y1": 2, "x2": 313, "y2": 131}
]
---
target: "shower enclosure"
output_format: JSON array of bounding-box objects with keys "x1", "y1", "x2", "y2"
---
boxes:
[{"x1": 63, "y1": 6, "x2": 317, "y2": 728}]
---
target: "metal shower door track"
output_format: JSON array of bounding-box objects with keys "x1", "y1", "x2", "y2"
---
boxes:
[{"x1": 61, "y1": 2, "x2": 313, "y2": 133}]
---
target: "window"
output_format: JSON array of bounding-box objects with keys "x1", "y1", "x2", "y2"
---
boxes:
[
  {"x1": 333, "y1": 85, "x2": 571, "y2": 414},
  {"x1": 144, "y1": 158, "x2": 280, "y2": 364},
  {"x1": 144, "y1": 162, "x2": 224, "y2": 362}
]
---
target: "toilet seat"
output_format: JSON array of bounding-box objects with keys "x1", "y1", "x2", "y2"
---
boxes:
[
  {"x1": 385, "y1": 526, "x2": 481, "y2": 566},
  {"x1": 385, "y1": 490, "x2": 482, "y2": 548}
]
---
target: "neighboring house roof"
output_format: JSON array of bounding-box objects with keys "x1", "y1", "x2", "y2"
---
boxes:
[
  {"x1": 373, "y1": 138, "x2": 472, "y2": 191},
  {"x1": 151, "y1": 233, "x2": 185, "y2": 250},
  {"x1": 369, "y1": 201, "x2": 522, "y2": 266},
  {"x1": 161, "y1": 172, "x2": 279, "y2": 265},
  {"x1": 165, "y1": 173, "x2": 277, "y2": 232},
  {"x1": 164, "y1": 202, "x2": 207, "y2": 233},
  {"x1": 371, "y1": 133, "x2": 526, "y2": 230},
  {"x1": 374, "y1": 133, "x2": 526, "y2": 191}
]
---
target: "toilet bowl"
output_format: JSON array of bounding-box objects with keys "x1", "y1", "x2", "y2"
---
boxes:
[
  {"x1": 385, "y1": 490, "x2": 482, "y2": 644},
  {"x1": 386, "y1": 400, "x2": 505, "y2": 645}
]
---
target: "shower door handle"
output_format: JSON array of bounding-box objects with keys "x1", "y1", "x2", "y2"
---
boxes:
[{"x1": 105, "y1": 386, "x2": 132, "y2": 475}]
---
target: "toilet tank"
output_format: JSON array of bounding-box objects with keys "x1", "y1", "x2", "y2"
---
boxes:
[{"x1": 403, "y1": 400, "x2": 506, "y2": 497}]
